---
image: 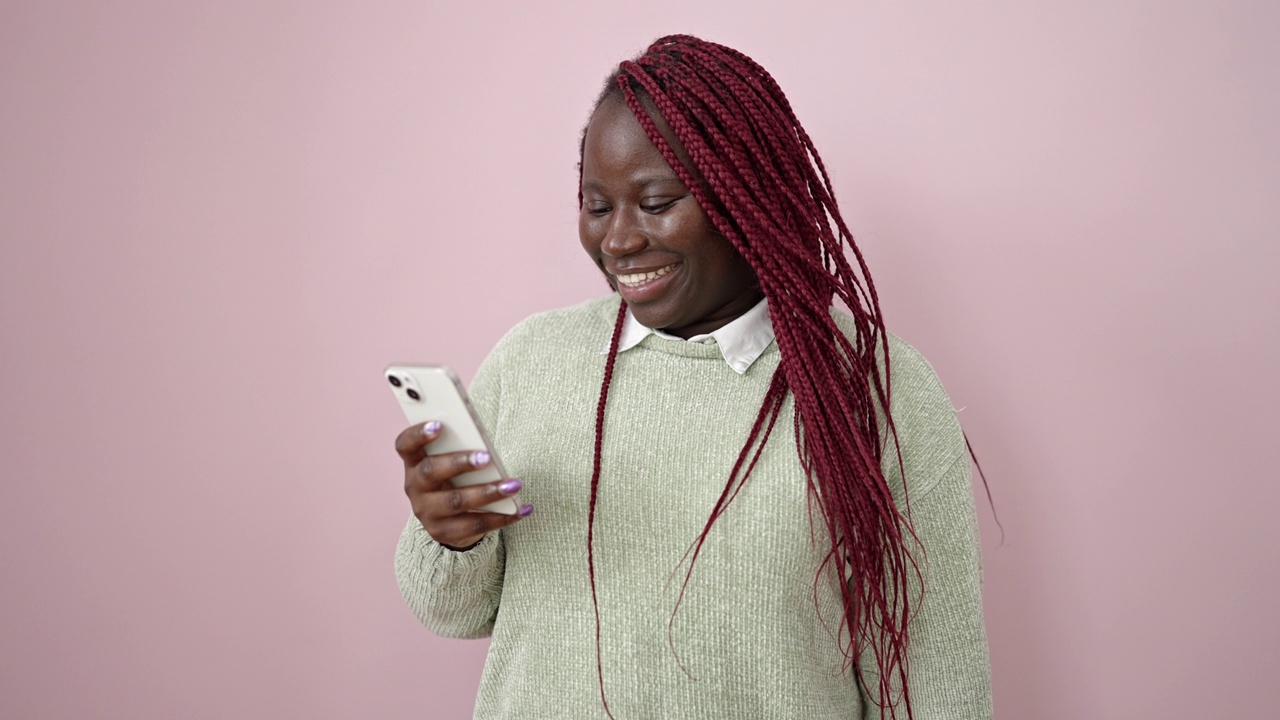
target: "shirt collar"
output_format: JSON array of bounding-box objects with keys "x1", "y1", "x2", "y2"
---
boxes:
[{"x1": 606, "y1": 298, "x2": 775, "y2": 375}]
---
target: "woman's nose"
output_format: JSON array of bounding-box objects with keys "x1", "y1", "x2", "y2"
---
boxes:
[{"x1": 600, "y1": 210, "x2": 646, "y2": 257}]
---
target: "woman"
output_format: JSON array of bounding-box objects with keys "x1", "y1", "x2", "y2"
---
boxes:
[{"x1": 395, "y1": 35, "x2": 991, "y2": 719}]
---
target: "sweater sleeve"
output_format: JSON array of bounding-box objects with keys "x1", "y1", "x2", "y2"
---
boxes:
[
  {"x1": 859, "y1": 337, "x2": 993, "y2": 719},
  {"x1": 392, "y1": 340, "x2": 509, "y2": 639},
  {"x1": 871, "y1": 455, "x2": 993, "y2": 719},
  {"x1": 394, "y1": 519, "x2": 506, "y2": 639}
]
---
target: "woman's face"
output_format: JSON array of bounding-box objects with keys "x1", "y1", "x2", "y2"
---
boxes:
[{"x1": 578, "y1": 94, "x2": 760, "y2": 339}]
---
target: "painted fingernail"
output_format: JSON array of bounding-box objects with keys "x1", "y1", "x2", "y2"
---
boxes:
[
  {"x1": 497, "y1": 479, "x2": 522, "y2": 494},
  {"x1": 470, "y1": 450, "x2": 491, "y2": 467},
  {"x1": 517, "y1": 504, "x2": 534, "y2": 518},
  {"x1": 422, "y1": 421, "x2": 441, "y2": 436}
]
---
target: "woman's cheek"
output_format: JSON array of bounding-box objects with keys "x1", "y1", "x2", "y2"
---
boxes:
[
  {"x1": 653, "y1": 210, "x2": 691, "y2": 240},
  {"x1": 578, "y1": 216, "x2": 601, "y2": 254}
]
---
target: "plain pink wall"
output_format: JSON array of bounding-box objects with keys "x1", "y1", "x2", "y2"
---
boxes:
[{"x1": 2, "y1": 2, "x2": 1277, "y2": 718}]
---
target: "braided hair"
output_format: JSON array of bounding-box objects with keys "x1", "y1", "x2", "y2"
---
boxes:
[{"x1": 583, "y1": 35, "x2": 921, "y2": 719}]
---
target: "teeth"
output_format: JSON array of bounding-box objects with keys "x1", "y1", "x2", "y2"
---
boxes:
[{"x1": 615, "y1": 265, "x2": 674, "y2": 286}]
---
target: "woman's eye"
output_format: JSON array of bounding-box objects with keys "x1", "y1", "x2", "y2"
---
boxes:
[
  {"x1": 641, "y1": 200, "x2": 676, "y2": 214},
  {"x1": 586, "y1": 205, "x2": 611, "y2": 216}
]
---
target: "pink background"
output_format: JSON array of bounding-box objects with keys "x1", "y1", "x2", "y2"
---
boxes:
[{"x1": 2, "y1": 2, "x2": 1277, "y2": 718}]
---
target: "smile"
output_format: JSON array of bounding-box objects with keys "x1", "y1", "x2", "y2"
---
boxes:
[{"x1": 614, "y1": 264, "x2": 676, "y2": 287}]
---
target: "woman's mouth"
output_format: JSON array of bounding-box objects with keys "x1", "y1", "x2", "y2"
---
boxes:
[
  {"x1": 614, "y1": 264, "x2": 675, "y2": 287},
  {"x1": 612, "y1": 263, "x2": 679, "y2": 301}
]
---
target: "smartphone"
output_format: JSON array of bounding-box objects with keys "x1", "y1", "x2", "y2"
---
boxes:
[{"x1": 385, "y1": 364, "x2": 518, "y2": 515}]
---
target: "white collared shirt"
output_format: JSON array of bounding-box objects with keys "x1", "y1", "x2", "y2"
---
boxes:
[{"x1": 604, "y1": 298, "x2": 776, "y2": 375}]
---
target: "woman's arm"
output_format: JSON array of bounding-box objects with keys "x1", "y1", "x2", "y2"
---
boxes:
[
  {"x1": 859, "y1": 335, "x2": 992, "y2": 718},
  {"x1": 392, "y1": 340, "x2": 516, "y2": 639},
  {"x1": 395, "y1": 519, "x2": 507, "y2": 639},
  {"x1": 872, "y1": 455, "x2": 992, "y2": 719}
]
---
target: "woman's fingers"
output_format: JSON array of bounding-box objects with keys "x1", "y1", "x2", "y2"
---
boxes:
[
  {"x1": 406, "y1": 448, "x2": 493, "y2": 494},
  {"x1": 433, "y1": 506, "x2": 532, "y2": 547},
  {"x1": 415, "y1": 479, "x2": 532, "y2": 549},
  {"x1": 395, "y1": 420, "x2": 443, "y2": 467},
  {"x1": 416, "y1": 476, "x2": 522, "y2": 516},
  {"x1": 396, "y1": 421, "x2": 532, "y2": 548},
  {"x1": 397, "y1": 420, "x2": 491, "y2": 494}
]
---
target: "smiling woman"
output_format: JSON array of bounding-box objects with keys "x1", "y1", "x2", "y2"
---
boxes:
[
  {"x1": 579, "y1": 93, "x2": 761, "y2": 338},
  {"x1": 394, "y1": 35, "x2": 991, "y2": 720}
]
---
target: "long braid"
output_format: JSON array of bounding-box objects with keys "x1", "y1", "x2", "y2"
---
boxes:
[
  {"x1": 584, "y1": 36, "x2": 922, "y2": 719},
  {"x1": 586, "y1": 300, "x2": 628, "y2": 719}
]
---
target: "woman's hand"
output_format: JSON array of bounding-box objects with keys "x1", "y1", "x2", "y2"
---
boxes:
[{"x1": 396, "y1": 420, "x2": 532, "y2": 551}]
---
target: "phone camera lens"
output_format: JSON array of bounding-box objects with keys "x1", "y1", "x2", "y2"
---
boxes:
[
  {"x1": 407, "y1": 388, "x2": 421, "y2": 401},
  {"x1": 388, "y1": 375, "x2": 402, "y2": 387}
]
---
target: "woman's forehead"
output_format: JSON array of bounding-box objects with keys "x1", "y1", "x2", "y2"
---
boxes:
[
  {"x1": 583, "y1": 100, "x2": 665, "y2": 170},
  {"x1": 583, "y1": 94, "x2": 697, "y2": 185}
]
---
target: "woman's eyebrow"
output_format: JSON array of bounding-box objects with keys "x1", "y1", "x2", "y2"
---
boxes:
[{"x1": 581, "y1": 175, "x2": 684, "y2": 192}]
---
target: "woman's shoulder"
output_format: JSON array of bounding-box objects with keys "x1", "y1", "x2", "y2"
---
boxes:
[
  {"x1": 827, "y1": 308, "x2": 943, "y2": 390},
  {"x1": 488, "y1": 294, "x2": 622, "y2": 359},
  {"x1": 470, "y1": 294, "x2": 621, "y2": 411},
  {"x1": 830, "y1": 308, "x2": 967, "y2": 494}
]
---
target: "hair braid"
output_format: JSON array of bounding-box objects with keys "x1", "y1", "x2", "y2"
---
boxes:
[
  {"x1": 584, "y1": 35, "x2": 926, "y2": 719},
  {"x1": 586, "y1": 299, "x2": 628, "y2": 720}
]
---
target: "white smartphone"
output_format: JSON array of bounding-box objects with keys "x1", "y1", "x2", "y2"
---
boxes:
[{"x1": 385, "y1": 364, "x2": 519, "y2": 515}]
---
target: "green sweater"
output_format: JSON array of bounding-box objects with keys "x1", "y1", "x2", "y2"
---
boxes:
[{"x1": 396, "y1": 295, "x2": 992, "y2": 719}]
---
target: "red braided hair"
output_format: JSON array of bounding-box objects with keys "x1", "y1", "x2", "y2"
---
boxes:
[{"x1": 583, "y1": 35, "x2": 921, "y2": 719}]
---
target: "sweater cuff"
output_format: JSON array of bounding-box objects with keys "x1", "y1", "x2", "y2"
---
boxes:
[{"x1": 397, "y1": 518, "x2": 502, "y2": 590}]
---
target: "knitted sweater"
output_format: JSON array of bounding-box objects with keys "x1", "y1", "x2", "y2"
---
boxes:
[{"x1": 395, "y1": 295, "x2": 992, "y2": 719}]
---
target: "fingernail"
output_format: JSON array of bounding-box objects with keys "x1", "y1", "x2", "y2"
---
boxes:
[
  {"x1": 422, "y1": 421, "x2": 441, "y2": 436},
  {"x1": 497, "y1": 478, "x2": 522, "y2": 494},
  {"x1": 517, "y1": 504, "x2": 534, "y2": 518},
  {"x1": 470, "y1": 450, "x2": 491, "y2": 467}
]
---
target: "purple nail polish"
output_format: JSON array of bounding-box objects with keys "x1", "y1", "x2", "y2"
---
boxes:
[
  {"x1": 517, "y1": 504, "x2": 534, "y2": 518},
  {"x1": 470, "y1": 450, "x2": 491, "y2": 467},
  {"x1": 497, "y1": 479, "x2": 522, "y2": 494},
  {"x1": 422, "y1": 420, "x2": 441, "y2": 436}
]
